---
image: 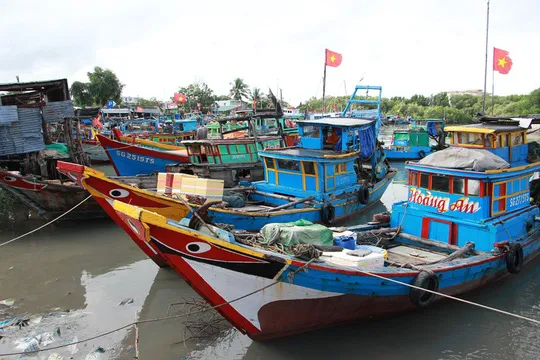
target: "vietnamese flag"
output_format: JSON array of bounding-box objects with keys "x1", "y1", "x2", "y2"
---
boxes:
[
  {"x1": 174, "y1": 93, "x2": 187, "y2": 103},
  {"x1": 325, "y1": 49, "x2": 342, "y2": 67},
  {"x1": 493, "y1": 48, "x2": 513, "y2": 75}
]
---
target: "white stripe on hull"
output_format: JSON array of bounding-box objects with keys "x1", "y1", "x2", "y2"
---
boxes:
[{"x1": 184, "y1": 258, "x2": 341, "y2": 330}]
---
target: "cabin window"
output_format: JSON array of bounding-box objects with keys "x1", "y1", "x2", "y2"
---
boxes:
[
  {"x1": 484, "y1": 135, "x2": 494, "y2": 148},
  {"x1": 420, "y1": 173, "x2": 429, "y2": 189},
  {"x1": 453, "y1": 178, "x2": 465, "y2": 195},
  {"x1": 431, "y1": 175, "x2": 450, "y2": 192},
  {"x1": 303, "y1": 161, "x2": 316, "y2": 175},
  {"x1": 410, "y1": 171, "x2": 418, "y2": 186},
  {"x1": 303, "y1": 126, "x2": 320, "y2": 138},
  {"x1": 335, "y1": 163, "x2": 347, "y2": 174},
  {"x1": 468, "y1": 179, "x2": 481, "y2": 196},
  {"x1": 265, "y1": 158, "x2": 275, "y2": 169},
  {"x1": 512, "y1": 133, "x2": 524, "y2": 146},
  {"x1": 460, "y1": 132, "x2": 482, "y2": 145},
  {"x1": 277, "y1": 159, "x2": 300, "y2": 171}
]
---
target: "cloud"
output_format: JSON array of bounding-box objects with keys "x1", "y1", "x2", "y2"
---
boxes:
[{"x1": 1, "y1": 0, "x2": 538, "y2": 106}]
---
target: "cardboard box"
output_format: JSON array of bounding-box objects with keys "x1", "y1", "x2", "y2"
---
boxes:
[
  {"x1": 156, "y1": 173, "x2": 196, "y2": 196},
  {"x1": 180, "y1": 177, "x2": 224, "y2": 202}
]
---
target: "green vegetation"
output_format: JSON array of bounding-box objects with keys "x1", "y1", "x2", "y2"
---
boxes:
[
  {"x1": 299, "y1": 89, "x2": 540, "y2": 124},
  {"x1": 229, "y1": 78, "x2": 250, "y2": 101},
  {"x1": 71, "y1": 67, "x2": 124, "y2": 107}
]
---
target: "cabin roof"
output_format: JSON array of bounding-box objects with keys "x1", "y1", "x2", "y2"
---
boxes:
[
  {"x1": 261, "y1": 147, "x2": 352, "y2": 159},
  {"x1": 297, "y1": 117, "x2": 373, "y2": 128},
  {"x1": 0, "y1": 79, "x2": 68, "y2": 92},
  {"x1": 445, "y1": 123, "x2": 525, "y2": 134}
]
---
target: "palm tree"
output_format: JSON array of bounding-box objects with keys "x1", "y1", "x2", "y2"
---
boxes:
[
  {"x1": 229, "y1": 78, "x2": 250, "y2": 101},
  {"x1": 251, "y1": 88, "x2": 263, "y2": 104}
]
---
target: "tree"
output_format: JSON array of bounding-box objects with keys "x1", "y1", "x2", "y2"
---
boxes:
[
  {"x1": 87, "y1": 67, "x2": 124, "y2": 106},
  {"x1": 410, "y1": 94, "x2": 430, "y2": 107},
  {"x1": 229, "y1": 78, "x2": 250, "y2": 100},
  {"x1": 215, "y1": 95, "x2": 231, "y2": 101},
  {"x1": 251, "y1": 88, "x2": 263, "y2": 103},
  {"x1": 69, "y1": 66, "x2": 124, "y2": 107},
  {"x1": 178, "y1": 81, "x2": 215, "y2": 112},
  {"x1": 136, "y1": 97, "x2": 160, "y2": 107},
  {"x1": 431, "y1": 92, "x2": 450, "y2": 107},
  {"x1": 70, "y1": 81, "x2": 93, "y2": 107}
]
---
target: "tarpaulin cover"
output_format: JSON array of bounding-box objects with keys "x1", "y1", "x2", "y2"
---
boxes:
[
  {"x1": 261, "y1": 220, "x2": 333, "y2": 247},
  {"x1": 417, "y1": 147, "x2": 510, "y2": 171}
]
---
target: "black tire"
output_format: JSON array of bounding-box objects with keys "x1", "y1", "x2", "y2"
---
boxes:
[
  {"x1": 410, "y1": 270, "x2": 439, "y2": 307},
  {"x1": 358, "y1": 186, "x2": 370, "y2": 205},
  {"x1": 196, "y1": 126, "x2": 208, "y2": 140},
  {"x1": 506, "y1": 242, "x2": 524, "y2": 274},
  {"x1": 321, "y1": 202, "x2": 335, "y2": 225},
  {"x1": 418, "y1": 150, "x2": 426, "y2": 159}
]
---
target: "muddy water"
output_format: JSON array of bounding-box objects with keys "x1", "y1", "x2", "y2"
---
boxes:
[{"x1": 0, "y1": 160, "x2": 539, "y2": 359}]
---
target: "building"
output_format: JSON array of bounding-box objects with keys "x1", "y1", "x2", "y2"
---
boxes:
[
  {"x1": 212, "y1": 100, "x2": 245, "y2": 113},
  {"x1": 121, "y1": 96, "x2": 141, "y2": 104},
  {"x1": 446, "y1": 90, "x2": 488, "y2": 97}
]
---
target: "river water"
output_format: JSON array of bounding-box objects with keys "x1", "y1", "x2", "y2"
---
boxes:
[{"x1": 1, "y1": 160, "x2": 539, "y2": 359}]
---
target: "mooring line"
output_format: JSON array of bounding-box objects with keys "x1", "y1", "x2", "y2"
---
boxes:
[{"x1": 0, "y1": 195, "x2": 92, "y2": 248}]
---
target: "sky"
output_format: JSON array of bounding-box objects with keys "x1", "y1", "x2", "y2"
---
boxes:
[{"x1": 1, "y1": 0, "x2": 539, "y2": 106}]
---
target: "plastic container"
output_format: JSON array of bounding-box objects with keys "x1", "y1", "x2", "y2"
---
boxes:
[
  {"x1": 322, "y1": 245, "x2": 387, "y2": 268},
  {"x1": 333, "y1": 236, "x2": 356, "y2": 250}
]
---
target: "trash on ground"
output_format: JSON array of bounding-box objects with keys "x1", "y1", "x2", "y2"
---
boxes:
[
  {"x1": 0, "y1": 299, "x2": 15, "y2": 307},
  {"x1": 119, "y1": 297, "x2": 134, "y2": 306}
]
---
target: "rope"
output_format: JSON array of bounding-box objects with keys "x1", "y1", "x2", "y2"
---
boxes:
[
  {"x1": 0, "y1": 195, "x2": 92, "y2": 248},
  {"x1": 0, "y1": 280, "x2": 279, "y2": 357},
  {"x1": 348, "y1": 267, "x2": 540, "y2": 325}
]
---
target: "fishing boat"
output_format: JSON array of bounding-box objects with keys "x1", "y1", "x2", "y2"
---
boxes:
[
  {"x1": 383, "y1": 120, "x2": 445, "y2": 160},
  {"x1": 99, "y1": 116, "x2": 540, "y2": 340},
  {"x1": 0, "y1": 79, "x2": 108, "y2": 220},
  {"x1": 96, "y1": 128, "x2": 190, "y2": 176},
  {"x1": 59, "y1": 85, "x2": 396, "y2": 230}
]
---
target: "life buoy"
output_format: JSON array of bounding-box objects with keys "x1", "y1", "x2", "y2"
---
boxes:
[
  {"x1": 418, "y1": 150, "x2": 426, "y2": 158},
  {"x1": 506, "y1": 242, "x2": 524, "y2": 274},
  {"x1": 358, "y1": 186, "x2": 370, "y2": 205},
  {"x1": 410, "y1": 270, "x2": 439, "y2": 307},
  {"x1": 321, "y1": 202, "x2": 335, "y2": 225}
]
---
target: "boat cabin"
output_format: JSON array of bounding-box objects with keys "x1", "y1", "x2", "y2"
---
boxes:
[
  {"x1": 445, "y1": 124, "x2": 528, "y2": 166},
  {"x1": 391, "y1": 122, "x2": 540, "y2": 252},
  {"x1": 257, "y1": 117, "x2": 380, "y2": 197},
  {"x1": 296, "y1": 117, "x2": 375, "y2": 153}
]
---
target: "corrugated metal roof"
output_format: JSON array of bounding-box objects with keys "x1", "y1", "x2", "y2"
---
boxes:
[
  {"x1": 42, "y1": 100, "x2": 74, "y2": 123},
  {"x1": 0, "y1": 107, "x2": 44, "y2": 156},
  {"x1": 0, "y1": 106, "x2": 18, "y2": 126}
]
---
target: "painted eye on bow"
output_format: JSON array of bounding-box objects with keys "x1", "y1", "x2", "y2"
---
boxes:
[
  {"x1": 3, "y1": 176, "x2": 17, "y2": 183},
  {"x1": 109, "y1": 189, "x2": 130, "y2": 198},
  {"x1": 186, "y1": 242, "x2": 211, "y2": 254}
]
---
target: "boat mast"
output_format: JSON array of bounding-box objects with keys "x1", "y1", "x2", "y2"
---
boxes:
[{"x1": 482, "y1": 0, "x2": 490, "y2": 113}]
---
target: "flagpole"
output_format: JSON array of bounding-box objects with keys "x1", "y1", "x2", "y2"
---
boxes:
[
  {"x1": 322, "y1": 49, "x2": 327, "y2": 113},
  {"x1": 491, "y1": 69, "x2": 495, "y2": 115},
  {"x1": 482, "y1": 0, "x2": 490, "y2": 114}
]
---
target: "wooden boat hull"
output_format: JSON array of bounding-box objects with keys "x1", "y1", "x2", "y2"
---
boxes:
[
  {"x1": 110, "y1": 201, "x2": 540, "y2": 340},
  {"x1": 0, "y1": 170, "x2": 105, "y2": 220},
  {"x1": 57, "y1": 162, "x2": 190, "y2": 267},
  {"x1": 57, "y1": 161, "x2": 396, "y2": 231},
  {"x1": 97, "y1": 134, "x2": 189, "y2": 176}
]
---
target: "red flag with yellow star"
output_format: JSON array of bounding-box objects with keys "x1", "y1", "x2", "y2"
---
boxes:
[
  {"x1": 493, "y1": 48, "x2": 512, "y2": 75},
  {"x1": 325, "y1": 49, "x2": 342, "y2": 67}
]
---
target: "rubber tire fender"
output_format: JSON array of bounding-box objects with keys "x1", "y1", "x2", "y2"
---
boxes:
[
  {"x1": 506, "y1": 242, "x2": 524, "y2": 274},
  {"x1": 410, "y1": 270, "x2": 439, "y2": 307},
  {"x1": 418, "y1": 150, "x2": 427, "y2": 159},
  {"x1": 321, "y1": 202, "x2": 335, "y2": 225},
  {"x1": 358, "y1": 186, "x2": 370, "y2": 205}
]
